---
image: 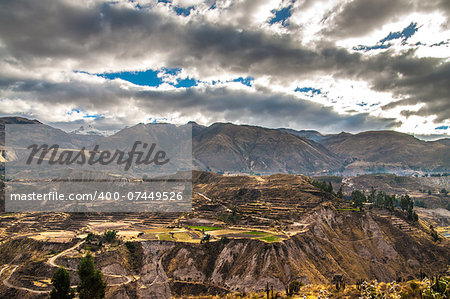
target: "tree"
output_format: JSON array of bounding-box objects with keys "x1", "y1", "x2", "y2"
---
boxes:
[
  {"x1": 50, "y1": 267, "x2": 74, "y2": 299},
  {"x1": 327, "y1": 182, "x2": 333, "y2": 194},
  {"x1": 336, "y1": 185, "x2": 343, "y2": 199},
  {"x1": 351, "y1": 190, "x2": 366, "y2": 210},
  {"x1": 332, "y1": 274, "x2": 345, "y2": 291},
  {"x1": 77, "y1": 253, "x2": 107, "y2": 299},
  {"x1": 430, "y1": 225, "x2": 439, "y2": 242},
  {"x1": 288, "y1": 280, "x2": 303, "y2": 294},
  {"x1": 376, "y1": 191, "x2": 385, "y2": 208},
  {"x1": 367, "y1": 187, "x2": 376, "y2": 203},
  {"x1": 400, "y1": 194, "x2": 411, "y2": 211},
  {"x1": 103, "y1": 230, "x2": 117, "y2": 243}
]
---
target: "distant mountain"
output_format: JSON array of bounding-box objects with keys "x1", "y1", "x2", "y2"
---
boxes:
[
  {"x1": 320, "y1": 130, "x2": 449, "y2": 174},
  {"x1": 278, "y1": 128, "x2": 327, "y2": 143},
  {"x1": 0, "y1": 116, "x2": 42, "y2": 145},
  {"x1": 70, "y1": 124, "x2": 114, "y2": 136},
  {"x1": 434, "y1": 138, "x2": 450, "y2": 146},
  {"x1": 1, "y1": 117, "x2": 449, "y2": 175},
  {"x1": 192, "y1": 123, "x2": 341, "y2": 174}
]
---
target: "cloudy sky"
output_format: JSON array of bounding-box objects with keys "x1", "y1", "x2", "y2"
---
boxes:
[{"x1": 0, "y1": 0, "x2": 449, "y2": 138}]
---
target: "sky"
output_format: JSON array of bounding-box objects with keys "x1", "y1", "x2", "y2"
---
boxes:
[{"x1": 0, "y1": 0, "x2": 449, "y2": 139}]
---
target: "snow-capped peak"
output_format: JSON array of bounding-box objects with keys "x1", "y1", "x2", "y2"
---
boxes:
[{"x1": 70, "y1": 125, "x2": 115, "y2": 136}]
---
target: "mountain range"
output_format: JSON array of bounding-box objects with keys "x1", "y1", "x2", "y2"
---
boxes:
[{"x1": 0, "y1": 116, "x2": 448, "y2": 175}]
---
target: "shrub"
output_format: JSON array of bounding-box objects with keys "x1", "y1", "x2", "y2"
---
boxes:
[
  {"x1": 77, "y1": 253, "x2": 107, "y2": 299},
  {"x1": 50, "y1": 267, "x2": 74, "y2": 299}
]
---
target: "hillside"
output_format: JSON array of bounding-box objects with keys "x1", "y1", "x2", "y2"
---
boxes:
[
  {"x1": 0, "y1": 117, "x2": 42, "y2": 146},
  {"x1": 277, "y1": 128, "x2": 327, "y2": 143},
  {"x1": 321, "y1": 131, "x2": 449, "y2": 174},
  {"x1": 0, "y1": 171, "x2": 448, "y2": 298},
  {"x1": 192, "y1": 123, "x2": 341, "y2": 174},
  {"x1": 0, "y1": 117, "x2": 449, "y2": 175}
]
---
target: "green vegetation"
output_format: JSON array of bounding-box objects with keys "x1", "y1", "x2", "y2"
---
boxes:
[
  {"x1": 311, "y1": 180, "x2": 333, "y2": 194},
  {"x1": 84, "y1": 230, "x2": 119, "y2": 250},
  {"x1": 287, "y1": 280, "x2": 303, "y2": 295},
  {"x1": 258, "y1": 235, "x2": 281, "y2": 242},
  {"x1": 125, "y1": 241, "x2": 142, "y2": 271},
  {"x1": 77, "y1": 252, "x2": 107, "y2": 299},
  {"x1": 351, "y1": 190, "x2": 366, "y2": 210},
  {"x1": 423, "y1": 275, "x2": 450, "y2": 298},
  {"x1": 218, "y1": 207, "x2": 241, "y2": 224},
  {"x1": 398, "y1": 194, "x2": 418, "y2": 221},
  {"x1": 430, "y1": 225, "x2": 440, "y2": 242},
  {"x1": 158, "y1": 233, "x2": 175, "y2": 241},
  {"x1": 243, "y1": 231, "x2": 267, "y2": 236},
  {"x1": 187, "y1": 226, "x2": 222, "y2": 231},
  {"x1": 355, "y1": 273, "x2": 450, "y2": 298},
  {"x1": 103, "y1": 230, "x2": 117, "y2": 243},
  {"x1": 348, "y1": 187, "x2": 419, "y2": 222},
  {"x1": 336, "y1": 185, "x2": 343, "y2": 199},
  {"x1": 50, "y1": 267, "x2": 74, "y2": 299},
  {"x1": 337, "y1": 207, "x2": 360, "y2": 211}
]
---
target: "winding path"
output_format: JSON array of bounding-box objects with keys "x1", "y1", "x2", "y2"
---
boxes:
[
  {"x1": 195, "y1": 192, "x2": 232, "y2": 212},
  {"x1": 47, "y1": 240, "x2": 85, "y2": 268},
  {"x1": 2, "y1": 265, "x2": 49, "y2": 294},
  {"x1": 1, "y1": 239, "x2": 135, "y2": 294}
]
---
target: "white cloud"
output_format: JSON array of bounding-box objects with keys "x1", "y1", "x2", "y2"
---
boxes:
[{"x1": 0, "y1": 0, "x2": 448, "y2": 138}]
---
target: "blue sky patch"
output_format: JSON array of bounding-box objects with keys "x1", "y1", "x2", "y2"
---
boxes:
[
  {"x1": 102, "y1": 69, "x2": 163, "y2": 86},
  {"x1": 84, "y1": 113, "x2": 104, "y2": 119},
  {"x1": 295, "y1": 87, "x2": 322, "y2": 95},
  {"x1": 380, "y1": 22, "x2": 418, "y2": 44},
  {"x1": 232, "y1": 76, "x2": 254, "y2": 87},
  {"x1": 174, "y1": 77, "x2": 197, "y2": 88},
  {"x1": 435, "y1": 125, "x2": 449, "y2": 130},
  {"x1": 162, "y1": 67, "x2": 181, "y2": 75},
  {"x1": 98, "y1": 68, "x2": 185, "y2": 87},
  {"x1": 354, "y1": 22, "x2": 419, "y2": 52},
  {"x1": 269, "y1": 5, "x2": 292, "y2": 27},
  {"x1": 173, "y1": 6, "x2": 194, "y2": 16},
  {"x1": 97, "y1": 67, "x2": 198, "y2": 88}
]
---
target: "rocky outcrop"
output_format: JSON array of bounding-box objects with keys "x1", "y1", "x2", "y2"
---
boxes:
[{"x1": 133, "y1": 207, "x2": 449, "y2": 297}]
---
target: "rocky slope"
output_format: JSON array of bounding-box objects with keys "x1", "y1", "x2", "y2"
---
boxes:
[
  {"x1": 320, "y1": 131, "x2": 449, "y2": 174},
  {"x1": 0, "y1": 172, "x2": 448, "y2": 298},
  {"x1": 145, "y1": 207, "x2": 448, "y2": 296},
  {"x1": 192, "y1": 123, "x2": 341, "y2": 174},
  {"x1": 1, "y1": 117, "x2": 449, "y2": 175}
]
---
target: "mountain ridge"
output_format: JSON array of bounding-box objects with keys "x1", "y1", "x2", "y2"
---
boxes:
[{"x1": 0, "y1": 117, "x2": 448, "y2": 175}]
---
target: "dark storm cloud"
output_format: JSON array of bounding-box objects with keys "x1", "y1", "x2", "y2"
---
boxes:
[
  {"x1": 0, "y1": 0, "x2": 362, "y2": 76},
  {"x1": 0, "y1": 76, "x2": 398, "y2": 133},
  {"x1": 366, "y1": 50, "x2": 450, "y2": 122},
  {"x1": 322, "y1": 0, "x2": 412, "y2": 38},
  {"x1": 322, "y1": 0, "x2": 450, "y2": 39},
  {"x1": 0, "y1": 0, "x2": 448, "y2": 127}
]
